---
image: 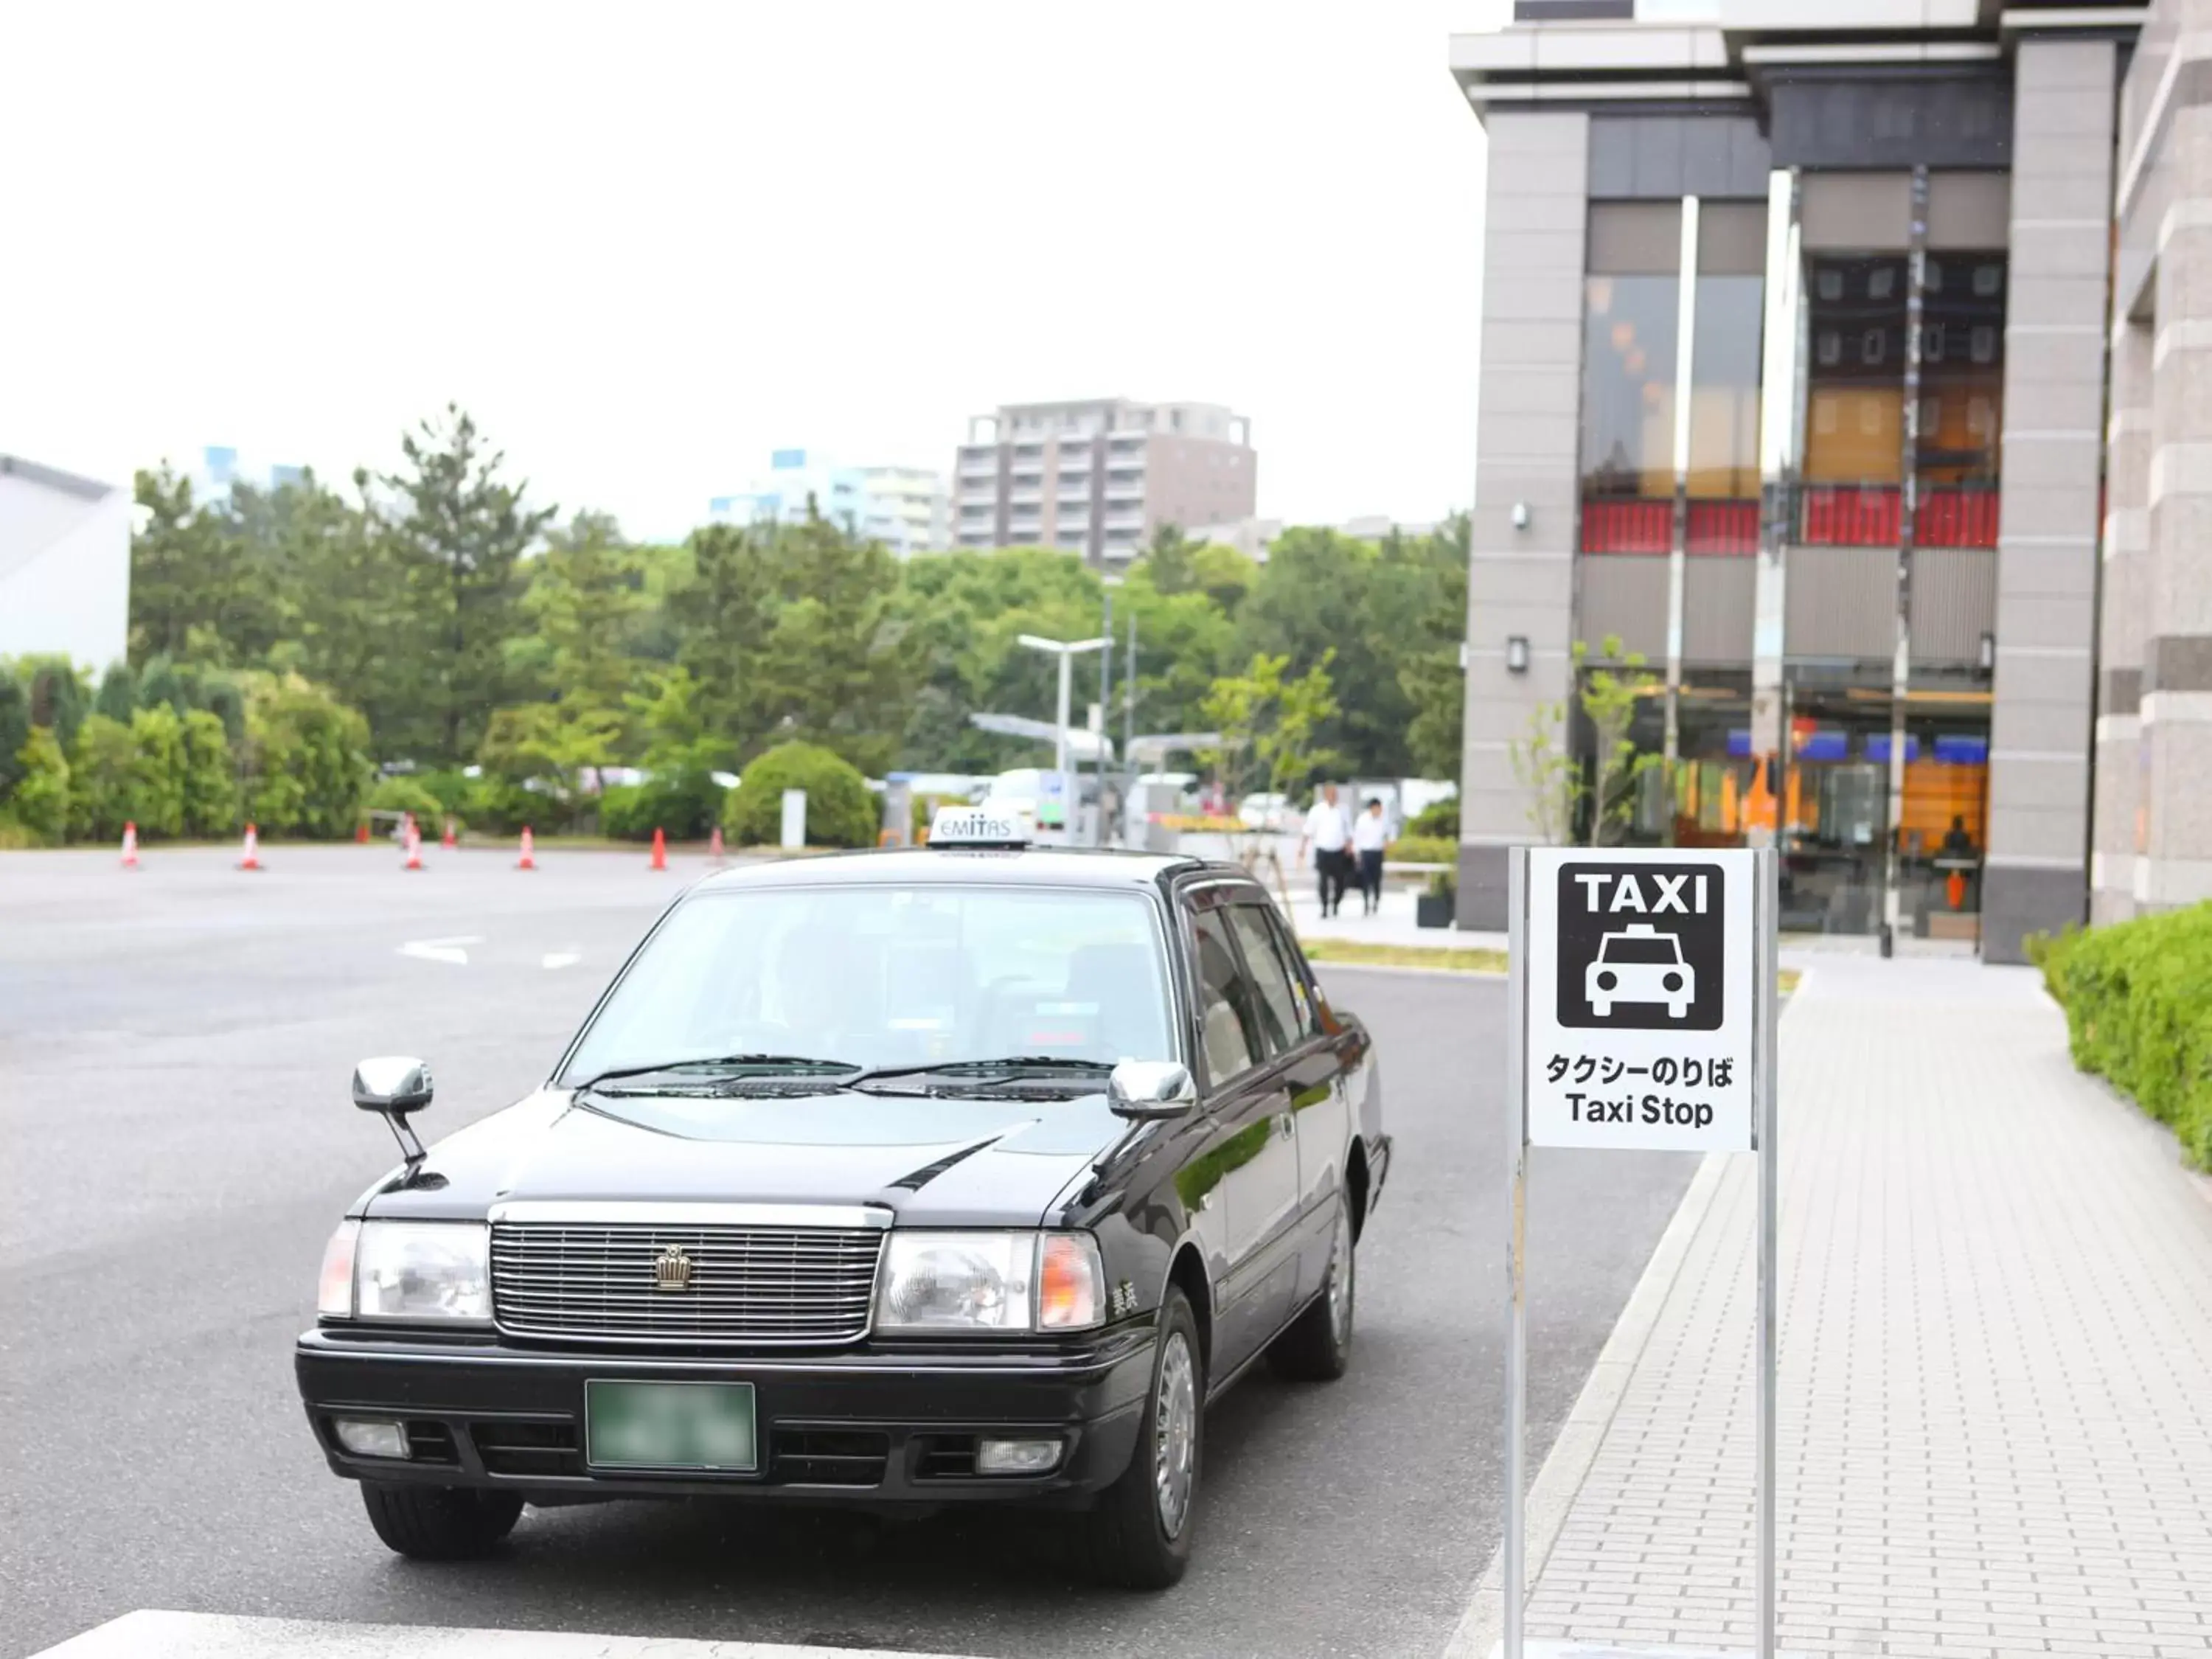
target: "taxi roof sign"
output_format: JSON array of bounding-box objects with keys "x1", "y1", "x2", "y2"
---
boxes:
[{"x1": 928, "y1": 803, "x2": 1035, "y2": 849}]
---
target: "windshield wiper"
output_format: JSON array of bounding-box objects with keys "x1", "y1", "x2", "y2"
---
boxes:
[
  {"x1": 572, "y1": 1054, "x2": 860, "y2": 1092},
  {"x1": 846, "y1": 1055, "x2": 1117, "y2": 1088}
]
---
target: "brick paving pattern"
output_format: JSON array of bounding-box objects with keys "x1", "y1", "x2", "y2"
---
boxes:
[{"x1": 1520, "y1": 956, "x2": 2212, "y2": 1656}]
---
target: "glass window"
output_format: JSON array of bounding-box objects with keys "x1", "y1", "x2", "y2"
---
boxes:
[
  {"x1": 1225, "y1": 905, "x2": 1306, "y2": 1054},
  {"x1": 1581, "y1": 273, "x2": 1680, "y2": 502},
  {"x1": 560, "y1": 886, "x2": 1173, "y2": 1081},
  {"x1": 1804, "y1": 255, "x2": 1908, "y2": 486},
  {"x1": 1689, "y1": 205, "x2": 1765, "y2": 504},
  {"x1": 1190, "y1": 909, "x2": 1265, "y2": 1084},
  {"x1": 1918, "y1": 254, "x2": 2006, "y2": 490}
]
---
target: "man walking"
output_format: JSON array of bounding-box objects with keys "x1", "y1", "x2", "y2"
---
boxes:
[
  {"x1": 1298, "y1": 782, "x2": 1352, "y2": 918},
  {"x1": 1352, "y1": 796, "x2": 1388, "y2": 915}
]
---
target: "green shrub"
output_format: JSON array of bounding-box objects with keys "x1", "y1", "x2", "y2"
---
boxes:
[
  {"x1": 127, "y1": 704, "x2": 188, "y2": 837},
  {"x1": 0, "y1": 672, "x2": 29, "y2": 797},
  {"x1": 722, "y1": 742, "x2": 876, "y2": 849},
  {"x1": 1386, "y1": 833, "x2": 1457, "y2": 866},
  {"x1": 368, "y1": 775, "x2": 446, "y2": 827},
  {"x1": 179, "y1": 710, "x2": 237, "y2": 836},
  {"x1": 411, "y1": 769, "x2": 476, "y2": 815},
  {"x1": 597, "y1": 783, "x2": 647, "y2": 839},
  {"x1": 237, "y1": 672, "x2": 372, "y2": 838},
  {"x1": 10, "y1": 726, "x2": 71, "y2": 844},
  {"x1": 1408, "y1": 798, "x2": 1459, "y2": 838},
  {"x1": 68, "y1": 712, "x2": 139, "y2": 842},
  {"x1": 464, "y1": 773, "x2": 543, "y2": 836},
  {"x1": 613, "y1": 766, "x2": 726, "y2": 841},
  {"x1": 2036, "y1": 904, "x2": 2212, "y2": 1170}
]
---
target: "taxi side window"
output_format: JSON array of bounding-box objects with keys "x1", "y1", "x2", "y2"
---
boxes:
[
  {"x1": 1225, "y1": 904, "x2": 1307, "y2": 1054},
  {"x1": 1189, "y1": 908, "x2": 1266, "y2": 1085}
]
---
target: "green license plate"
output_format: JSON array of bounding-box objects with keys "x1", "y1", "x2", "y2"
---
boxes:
[{"x1": 584, "y1": 1380, "x2": 757, "y2": 1472}]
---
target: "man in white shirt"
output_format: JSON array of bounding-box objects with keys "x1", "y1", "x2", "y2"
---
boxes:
[
  {"x1": 1296, "y1": 782, "x2": 1353, "y2": 917},
  {"x1": 1350, "y1": 796, "x2": 1388, "y2": 914}
]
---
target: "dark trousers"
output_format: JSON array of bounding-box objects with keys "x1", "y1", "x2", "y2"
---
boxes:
[
  {"x1": 1316, "y1": 848, "x2": 1349, "y2": 913},
  {"x1": 1357, "y1": 849, "x2": 1384, "y2": 908}
]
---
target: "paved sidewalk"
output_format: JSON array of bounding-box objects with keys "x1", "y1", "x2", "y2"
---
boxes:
[{"x1": 1457, "y1": 955, "x2": 2212, "y2": 1656}]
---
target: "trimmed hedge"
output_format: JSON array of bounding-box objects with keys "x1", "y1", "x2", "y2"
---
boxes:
[
  {"x1": 1407, "y1": 798, "x2": 1459, "y2": 838},
  {"x1": 602, "y1": 767, "x2": 726, "y2": 841},
  {"x1": 722, "y1": 742, "x2": 876, "y2": 849},
  {"x1": 2032, "y1": 902, "x2": 2212, "y2": 1170},
  {"x1": 1386, "y1": 833, "x2": 1457, "y2": 866},
  {"x1": 368, "y1": 776, "x2": 446, "y2": 826}
]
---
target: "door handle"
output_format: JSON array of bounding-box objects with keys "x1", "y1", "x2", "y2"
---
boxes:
[{"x1": 1276, "y1": 1112, "x2": 1295, "y2": 1141}]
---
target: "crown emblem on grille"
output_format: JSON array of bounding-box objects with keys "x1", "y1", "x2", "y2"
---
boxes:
[{"x1": 653, "y1": 1245, "x2": 694, "y2": 1292}]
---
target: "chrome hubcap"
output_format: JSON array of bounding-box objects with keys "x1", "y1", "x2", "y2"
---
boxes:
[
  {"x1": 1153, "y1": 1331, "x2": 1197, "y2": 1538},
  {"x1": 1327, "y1": 1203, "x2": 1354, "y2": 1349}
]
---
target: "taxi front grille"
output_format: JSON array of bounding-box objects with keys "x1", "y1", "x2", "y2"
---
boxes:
[{"x1": 490, "y1": 1222, "x2": 883, "y2": 1345}]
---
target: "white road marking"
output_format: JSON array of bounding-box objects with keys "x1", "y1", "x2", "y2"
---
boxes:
[
  {"x1": 29, "y1": 1610, "x2": 975, "y2": 1659},
  {"x1": 396, "y1": 935, "x2": 482, "y2": 966},
  {"x1": 541, "y1": 950, "x2": 582, "y2": 970}
]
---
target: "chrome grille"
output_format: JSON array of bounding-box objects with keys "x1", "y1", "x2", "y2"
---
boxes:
[{"x1": 490, "y1": 1222, "x2": 883, "y2": 1344}]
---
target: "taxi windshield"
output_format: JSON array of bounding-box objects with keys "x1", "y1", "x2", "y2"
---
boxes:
[
  {"x1": 561, "y1": 883, "x2": 1174, "y2": 1085},
  {"x1": 1600, "y1": 935, "x2": 1680, "y2": 965}
]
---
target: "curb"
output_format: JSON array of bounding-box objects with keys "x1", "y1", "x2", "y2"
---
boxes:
[
  {"x1": 1307, "y1": 959, "x2": 1509, "y2": 981},
  {"x1": 1439, "y1": 984, "x2": 1812, "y2": 1659}
]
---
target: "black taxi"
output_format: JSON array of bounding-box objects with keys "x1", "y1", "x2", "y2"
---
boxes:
[{"x1": 296, "y1": 806, "x2": 1389, "y2": 1588}]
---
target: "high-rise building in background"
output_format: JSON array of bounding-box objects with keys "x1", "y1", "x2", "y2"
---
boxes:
[
  {"x1": 1450, "y1": 0, "x2": 2191, "y2": 964},
  {"x1": 187, "y1": 445, "x2": 306, "y2": 507},
  {"x1": 951, "y1": 398, "x2": 1257, "y2": 565},
  {"x1": 708, "y1": 450, "x2": 947, "y2": 558}
]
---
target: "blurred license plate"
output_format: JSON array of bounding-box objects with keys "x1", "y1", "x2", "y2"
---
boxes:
[{"x1": 585, "y1": 1380, "x2": 757, "y2": 1472}]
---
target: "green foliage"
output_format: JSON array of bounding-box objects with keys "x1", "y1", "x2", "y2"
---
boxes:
[
  {"x1": 478, "y1": 700, "x2": 623, "y2": 827},
  {"x1": 125, "y1": 704, "x2": 189, "y2": 836},
  {"x1": 68, "y1": 713, "x2": 139, "y2": 841},
  {"x1": 1510, "y1": 633, "x2": 1662, "y2": 846},
  {"x1": 1408, "y1": 798, "x2": 1459, "y2": 838},
  {"x1": 2035, "y1": 906, "x2": 2212, "y2": 1169},
  {"x1": 515, "y1": 510, "x2": 644, "y2": 721},
  {"x1": 464, "y1": 773, "x2": 542, "y2": 837},
  {"x1": 94, "y1": 662, "x2": 139, "y2": 723},
  {"x1": 408, "y1": 769, "x2": 476, "y2": 815},
  {"x1": 129, "y1": 467, "x2": 291, "y2": 667},
  {"x1": 721, "y1": 741, "x2": 876, "y2": 849},
  {"x1": 0, "y1": 670, "x2": 29, "y2": 798},
  {"x1": 179, "y1": 709, "x2": 237, "y2": 835},
  {"x1": 10, "y1": 727, "x2": 71, "y2": 844},
  {"x1": 1386, "y1": 833, "x2": 1457, "y2": 866},
  {"x1": 603, "y1": 766, "x2": 727, "y2": 841},
  {"x1": 24, "y1": 657, "x2": 89, "y2": 753},
  {"x1": 367, "y1": 775, "x2": 446, "y2": 825},
  {"x1": 237, "y1": 672, "x2": 373, "y2": 838},
  {"x1": 1202, "y1": 650, "x2": 1342, "y2": 806}
]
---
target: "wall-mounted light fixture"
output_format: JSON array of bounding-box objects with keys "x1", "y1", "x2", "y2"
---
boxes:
[
  {"x1": 1506, "y1": 636, "x2": 1531, "y2": 675},
  {"x1": 1511, "y1": 501, "x2": 1531, "y2": 530},
  {"x1": 1978, "y1": 631, "x2": 1996, "y2": 673}
]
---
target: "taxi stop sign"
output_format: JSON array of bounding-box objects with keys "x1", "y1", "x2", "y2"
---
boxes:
[{"x1": 1502, "y1": 846, "x2": 1779, "y2": 1659}]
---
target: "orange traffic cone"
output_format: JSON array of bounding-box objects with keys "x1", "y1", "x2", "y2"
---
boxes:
[
  {"x1": 121, "y1": 821, "x2": 140, "y2": 869},
  {"x1": 707, "y1": 824, "x2": 725, "y2": 864},
  {"x1": 650, "y1": 827, "x2": 668, "y2": 872},
  {"x1": 517, "y1": 827, "x2": 537, "y2": 872},
  {"x1": 442, "y1": 815, "x2": 457, "y2": 850},
  {"x1": 356, "y1": 821, "x2": 370, "y2": 845},
  {"x1": 403, "y1": 815, "x2": 425, "y2": 872},
  {"x1": 238, "y1": 823, "x2": 262, "y2": 872}
]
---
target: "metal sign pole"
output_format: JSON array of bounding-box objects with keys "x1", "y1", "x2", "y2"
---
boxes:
[
  {"x1": 1754, "y1": 846, "x2": 1779, "y2": 1658},
  {"x1": 1503, "y1": 846, "x2": 1529, "y2": 1659}
]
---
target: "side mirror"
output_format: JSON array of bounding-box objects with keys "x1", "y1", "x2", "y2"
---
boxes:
[
  {"x1": 352, "y1": 1056, "x2": 433, "y2": 1116},
  {"x1": 1108, "y1": 1060, "x2": 1197, "y2": 1121}
]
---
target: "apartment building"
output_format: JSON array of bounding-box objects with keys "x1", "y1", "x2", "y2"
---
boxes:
[
  {"x1": 858, "y1": 465, "x2": 950, "y2": 557},
  {"x1": 709, "y1": 450, "x2": 947, "y2": 558},
  {"x1": 950, "y1": 398, "x2": 1256, "y2": 565},
  {"x1": 1450, "y1": 0, "x2": 2207, "y2": 963}
]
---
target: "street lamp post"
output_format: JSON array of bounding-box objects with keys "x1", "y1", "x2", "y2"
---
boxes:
[{"x1": 1016, "y1": 633, "x2": 1107, "y2": 782}]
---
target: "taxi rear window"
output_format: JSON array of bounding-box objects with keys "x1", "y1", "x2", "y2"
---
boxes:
[{"x1": 564, "y1": 885, "x2": 1174, "y2": 1079}]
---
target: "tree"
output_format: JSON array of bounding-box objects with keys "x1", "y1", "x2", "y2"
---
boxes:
[
  {"x1": 237, "y1": 672, "x2": 373, "y2": 838},
  {"x1": 1202, "y1": 650, "x2": 1341, "y2": 902},
  {"x1": 515, "y1": 510, "x2": 643, "y2": 720},
  {"x1": 1509, "y1": 633, "x2": 1662, "y2": 847},
  {"x1": 478, "y1": 700, "x2": 623, "y2": 823},
  {"x1": 1397, "y1": 515, "x2": 1470, "y2": 780},
  {"x1": 1142, "y1": 524, "x2": 1200, "y2": 596},
  {"x1": 179, "y1": 709, "x2": 236, "y2": 835},
  {"x1": 94, "y1": 663, "x2": 139, "y2": 723},
  {"x1": 126, "y1": 704, "x2": 188, "y2": 836},
  {"x1": 378, "y1": 407, "x2": 555, "y2": 765},
  {"x1": 68, "y1": 713, "x2": 138, "y2": 841},
  {"x1": 128, "y1": 468, "x2": 272, "y2": 667}
]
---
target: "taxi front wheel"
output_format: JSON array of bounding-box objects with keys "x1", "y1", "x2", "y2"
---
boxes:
[
  {"x1": 361, "y1": 1481, "x2": 524, "y2": 1560},
  {"x1": 1077, "y1": 1285, "x2": 1203, "y2": 1590}
]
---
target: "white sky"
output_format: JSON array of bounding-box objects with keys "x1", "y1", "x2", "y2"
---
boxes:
[{"x1": 2, "y1": 3, "x2": 1503, "y2": 543}]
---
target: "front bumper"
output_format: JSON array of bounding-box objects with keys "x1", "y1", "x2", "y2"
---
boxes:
[{"x1": 295, "y1": 1325, "x2": 1154, "y2": 1508}]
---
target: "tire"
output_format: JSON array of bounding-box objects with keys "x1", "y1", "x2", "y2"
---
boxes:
[
  {"x1": 1267, "y1": 1189, "x2": 1356, "y2": 1382},
  {"x1": 1079, "y1": 1286, "x2": 1203, "y2": 1590},
  {"x1": 359, "y1": 1481, "x2": 524, "y2": 1560}
]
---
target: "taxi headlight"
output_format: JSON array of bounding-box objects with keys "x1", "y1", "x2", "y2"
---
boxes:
[
  {"x1": 350, "y1": 1221, "x2": 493, "y2": 1325},
  {"x1": 874, "y1": 1231, "x2": 1103, "y2": 1333}
]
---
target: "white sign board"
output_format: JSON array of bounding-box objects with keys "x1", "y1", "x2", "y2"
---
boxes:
[
  {"x1": 1523, "y1": 846, "x2": 1758, "y2": 1152},
  {"x1": 779, "y1": 788, "x2": 807, "y2": 851}
]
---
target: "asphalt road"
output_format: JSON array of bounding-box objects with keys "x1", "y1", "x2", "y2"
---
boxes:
[{"x1": 0, "y1": 844, "x2": 1699, "y2": 1659}]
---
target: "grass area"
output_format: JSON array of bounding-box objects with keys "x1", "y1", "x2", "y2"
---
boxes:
[{"x1": 1299, "y1": 936, "x2": 1804, "y2": 995}]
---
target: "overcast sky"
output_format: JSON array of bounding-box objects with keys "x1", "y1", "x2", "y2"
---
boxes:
[{"x1": 3, "y1": 3, "x2": 1503, "y2": 543}]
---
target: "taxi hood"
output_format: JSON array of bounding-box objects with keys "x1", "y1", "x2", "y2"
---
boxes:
[{"x1": 359, "y1": 1085, "x2": 1124, "y2": 1229}]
